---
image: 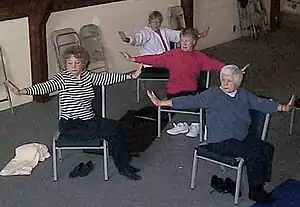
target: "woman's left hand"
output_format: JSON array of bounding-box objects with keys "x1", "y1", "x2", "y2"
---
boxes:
[
  {"x1": 131, "y1": 64, "x2": 143, "y2": 79},
  {"x1": 282, "y1": 95, "x2": 295, "y2": 112}
]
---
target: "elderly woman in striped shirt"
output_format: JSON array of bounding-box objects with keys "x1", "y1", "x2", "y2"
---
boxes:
[{"x1": 6, "y1": 45, "x2": 143, "y2": 180}]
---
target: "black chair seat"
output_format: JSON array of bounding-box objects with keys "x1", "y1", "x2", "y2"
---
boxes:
[
  {"x1": 196, "y1": 145, "x2": 241, "y2": 166},
  {"x1": 139, "y1": 70, "x2": 169, "y2": 79},
  {"x1": 56, "y1": 134, "x2": 103, "y2": 147}
]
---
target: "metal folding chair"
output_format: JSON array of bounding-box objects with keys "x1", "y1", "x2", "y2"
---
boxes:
[
  {"x1": 289, "y1": 98, "x2": 300, "y2": 135},
  {"x1": 157, "y1": 71, "x2": 210, "y2": 141},
  {"x1": 0, "y1": 46, "x2": 14, "y2": 115},
  {"x1": 52, "y1": 85, "x2": 108, "y2": 181},
  {"x1": 79, "y1": 24, "x2": 108, "y2": 73},
  {"x1": 51, "y1": 28, "x2": 81, "y2": 71},
  {"x1": 190, "y1": 109, "x2": 271, "y2": 204}
]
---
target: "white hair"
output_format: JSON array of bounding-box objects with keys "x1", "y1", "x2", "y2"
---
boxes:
[{"x1": 220, "y1": 65, "x2": 244, "y2": 87}]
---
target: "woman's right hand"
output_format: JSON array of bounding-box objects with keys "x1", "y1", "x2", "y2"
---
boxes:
[
  {"x1": 118, "y1": 31, "x2": 129, "y2": 42},
  {"x1": 119, "y1": 52, "x2": 135, "y2": 62},
  {"x1": 5, "y1": 80, "x2": 25, "y2": 95}
]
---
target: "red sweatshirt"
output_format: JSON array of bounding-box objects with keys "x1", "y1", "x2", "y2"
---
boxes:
[{"x1": 134, "y1": 48, "x2": 224, "y2": 95}]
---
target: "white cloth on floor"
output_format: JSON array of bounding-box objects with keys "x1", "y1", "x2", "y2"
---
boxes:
[{"x1": 0, "y1": 143, "x2": 51, "y2": 176}]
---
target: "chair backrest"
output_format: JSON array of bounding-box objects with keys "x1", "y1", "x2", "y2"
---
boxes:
[
  {"x1": 168, "y1": 6, "x2": 186, "y2": 30},
  {"x1": 197, "y1": 71, "x2": 211, "y2": 92},
  {"x1": 51, "y1": 28, "x2": 81, "y2": 71},
  {"x1": 248, "y1": 109, "x2": 270, "y2": 141},
  {"x1": 79, "y1": 24, "x2": 108, "y2": 73}
]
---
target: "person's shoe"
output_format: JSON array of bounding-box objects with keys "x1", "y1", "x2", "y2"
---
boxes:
[
  {"x1": 210, "y1": 175, "x2": 226, "y2": 193},
  {"x1": 126, "y1": 165, "x2": 141, "y2": 173},
  {"x1": 186, "y1": 123, "x2": 200, "y2": 138},
  {"x1": 79, "y1": 161, "x2": 94, "y2": 177},
  {"x1": 69, "y1": 162, "x2": 84, "y2": 178},
  {"x1": 249, "y1": 186, "x2": 276, "y2": 204},
  {"x1": 119, "y1": 168, "x2": 141, "y2": 180},
  {"x1": 166, "y1": 122, "x2": 189, "y2": 135},
  {"x1": 224, "y1": 177, "x2": 241, "y2": 197}
]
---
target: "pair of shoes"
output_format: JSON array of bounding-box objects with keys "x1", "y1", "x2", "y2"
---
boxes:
[
  {"x1": 119, "y1": 165, "x2": 141, "y2": 181},
  {"x1": 249, "y1": 185, "x2": 275, "y2": 204},
  {"x1": 166, "y1": 122, "x2": 200, "y2": 138},
  {"x1": 210, "y1": 175, "x2": 241, "y2": 197},
  {"x1": 69, "y1": 161, "x2": 94, "y2": 178}
]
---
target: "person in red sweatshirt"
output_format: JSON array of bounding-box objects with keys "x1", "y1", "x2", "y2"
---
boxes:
[
  {"x1": 120, "y1": 28, "x2": 225, "y2": 138},
  {"x1": 120, "y1": 28, "x2": 225, "y2": 99}
]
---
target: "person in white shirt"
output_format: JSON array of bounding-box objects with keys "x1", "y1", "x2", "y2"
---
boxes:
[{"x1": 118, "y1": 10, "x2": 209, "y2": 74}]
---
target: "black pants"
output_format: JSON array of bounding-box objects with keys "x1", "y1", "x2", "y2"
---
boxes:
[
  {"x1": 59, "y1": 117, "x2": 130, "y2": 171},
  {"x1": 206, "y1": 135, "x2": 274, "y2": 186}
]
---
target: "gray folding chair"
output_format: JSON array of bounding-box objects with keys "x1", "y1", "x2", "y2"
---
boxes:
[
  {"x1": 51, "y1": 28, "x2": 81, "y2": 71},
  {"x1": 0, "y1": 46, "x2": 14, "y2": 115},
  {"x1": 52, "y1": 85, "x2": 108, "y2": 181},
  {"x1": 190, "y1": 109, "x2": 271, "y2": 204},
  {"x1": 157, "y1": 71, "x2": 210, "y2": 141},
  {"x1": 79, "y1": 24, "x2": 108, "y2": 73}
]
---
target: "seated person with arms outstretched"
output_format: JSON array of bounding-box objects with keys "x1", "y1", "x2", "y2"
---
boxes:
[
  {"x1": 6, "y1": 45, "x2": 143, "y2": 181},
  {"x1": 120, "y1": 28, "x2": 224, "y2": 137},
  {"x1": 147, "y1": 64, "x2": 295, "y2": 204}
]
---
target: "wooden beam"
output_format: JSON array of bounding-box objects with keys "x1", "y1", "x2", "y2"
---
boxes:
[
  {"x1": 28, "y1": 0, "x2": 53, "y2": 102},
  {"x1": 181, "y1": 0, "x2": 193, "y2": 28}
]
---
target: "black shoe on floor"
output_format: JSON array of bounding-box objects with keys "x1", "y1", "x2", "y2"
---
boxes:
[
  {"x1": 249, "y1": 187, "x2": 276, "y2": 204},
  {"x1": 126, "y1": 165, "x2": 141, "y2": 173},
  {"x1": 224, "y1": 177, "x2": 242, "y2": 197},
  {"x1": 119, "y1": 168, "x2": 141, "y2": 181},
  {"x1": 79, "y1": 161, "x2": 94, "y2": 177},
  {"x1": 69, "y1": 162, "x2": 84, "y2": 178},
  {"x1": 211, "y1": 175, "x2": 226, "y2": 193}
]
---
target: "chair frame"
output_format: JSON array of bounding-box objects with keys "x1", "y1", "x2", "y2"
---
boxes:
[
  {"x1": 52, "y1": 85, "x2": 109, "y2": 181},
  {"x1": 289, "y1": 106, "x2": 300, "y2": 135},
  {"x1": 157, "y1": 71, "x2": 210, "y2": 141},
  {"x1": 190, "y1": 110, "x2": 271, "y2": 205},
  {"x1": 0, "y1": 46, "x2": 14, "y2": 115},
  {"x1": 137, "y1": 76, "x2": 169, "y2": 103}
]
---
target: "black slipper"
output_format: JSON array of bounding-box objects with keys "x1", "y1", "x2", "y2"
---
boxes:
[
  {"x1": 69, "y1": 162, "x2": 84, "y2": 178},
  {"x1": 126, "y1": 165, "x2": 141, "y2": 173},
  {"x1": 79, "y1": 161, "x2": 94, "y2": 177}
]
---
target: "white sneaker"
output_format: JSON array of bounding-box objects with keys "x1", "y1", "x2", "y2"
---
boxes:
[
  {"x1": 186, "y1": 123, "x2": 200, "y2": 138},
  {"x1": 167, "y1": 122, "x2": 189, "y2": 135}
]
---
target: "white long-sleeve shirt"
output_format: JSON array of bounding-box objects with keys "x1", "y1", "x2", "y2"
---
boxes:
[{"x1": 128, "y1": 26, "x2": 180, "y2": 56}]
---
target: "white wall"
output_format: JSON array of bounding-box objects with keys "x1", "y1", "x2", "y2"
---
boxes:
[
  {"x1": 194, "y1": 0, "x2": 241, "y2": 50},
  {"x1": 0, "y1": 18, "x2": 32, "y2": 111},
  {"x1": 0, "y1": 0, "x2": 256, "y2": 112},
  {"x1": 46, "y1": 0, "x2": 181, "y2": 77}
]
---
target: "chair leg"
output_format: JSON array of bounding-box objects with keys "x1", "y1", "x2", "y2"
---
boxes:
[
  {"x1": 103, "y1": 140, "x2": 109, "y2": 181},
  {"x1": 168, "y1": 112, "x2": 172, "y2": 122},
  {"x1": 136, "y1": 78, "x2": 140, "y2": 103},
  {"x1": 190, "y1": 150, "x2": 198, "y2": 189},
  {"x1": 158, "y1": 106, "x2": 161, "y2": 138},
  {"x1": 234, "y1": 160, "x2": 244, "y2": 205},
  {"x1": 289, "y1": 108, "x2": 296, "y2": 135},
  {"x1": 52, "y1": 141, "x2": 58, "y2": 181},
  {"x1": 58, "y1": 149, "x2": 62, "y2": 162},
  {"x1": 199, "y1": 111, "x2": 203, "y2": 142}
]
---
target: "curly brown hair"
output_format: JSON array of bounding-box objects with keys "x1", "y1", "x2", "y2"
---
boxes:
[{"x1": 62, "y1": 45, "x2": 90, "y2": 69}]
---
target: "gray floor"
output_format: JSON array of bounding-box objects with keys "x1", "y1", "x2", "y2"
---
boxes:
[{"x1": 1, "y1": 27, "x2": 300, "y2": 207}]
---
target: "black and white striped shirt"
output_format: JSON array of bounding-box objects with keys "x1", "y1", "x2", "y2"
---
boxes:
[{"x1": 25, "y1": 70, "x2": 130, "y2": 120}]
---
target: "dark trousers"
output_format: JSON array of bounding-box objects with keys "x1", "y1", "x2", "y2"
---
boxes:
[
  {"x1": 58, "y1": 117, "x2": 130, "y2": 171},
  {"x1": 206, "y1": 135, "x2": 274, "y2": 186}
]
